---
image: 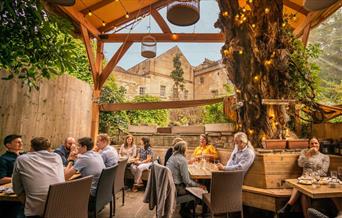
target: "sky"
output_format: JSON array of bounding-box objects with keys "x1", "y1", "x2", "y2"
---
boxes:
[{"x1": 103, "y1": 0, "x2": 224, "y2": 70}]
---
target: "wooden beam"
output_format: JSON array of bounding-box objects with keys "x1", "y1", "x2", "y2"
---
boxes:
[
  {"x1": 91, "y1": 90, "x2": 100, "y2": 141},
  {"x1": 95, "y1": 41, "x2": 104, "y2": 89},
  {"x1": 100, "y1": 98, "x2": 224, "y2": 111},
  {"x1": 98, "y1": 41, "x2": 133, "y2": 88},
  {"x1": 100, "y1": 33, "x2": 225, "y2": 43},
  {"x1": 151, "y1": 8, "x2": 171, "y2": 33},
  {"x1": 283, "y1": 0, "x2": 309, "y2": 15},
  {"x1": 99, "y1": 0, "x2": 172, "y2": 32},
  {"x1": 80, "y1": 25, "x2": 98, "y2": 85},
  {"x1": 301, "y1": 25, "x2": 311, "y2": 46},
  {"x1": 59, "y1": 6, "x2": 100, "y2": 39},
  {"x1": 81, "y1": 0, "x2": 115, "y2": 14}
]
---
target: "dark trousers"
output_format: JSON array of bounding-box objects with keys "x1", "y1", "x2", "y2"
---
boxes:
[{"x1": 0, "y1": 201, "x2": 25, "y2": 218}]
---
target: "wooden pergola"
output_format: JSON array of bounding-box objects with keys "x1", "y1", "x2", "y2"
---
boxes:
[{"x1": 54, "y1": 0, "x2": 342, "y2": 139}]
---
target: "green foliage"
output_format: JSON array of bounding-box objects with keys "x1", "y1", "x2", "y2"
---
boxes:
[
  {"x1": 288, "y1": 39, "x2": 321, "y2": 103},
  {"x1": 203, "y1": 103, "x2": 229, "y2": 124},
  {"x1": 0, "y1": 0, "x2": 91, "y2": 89},
  {"x1": 99, "y1": 76, "x2": 129, "y2": 135},
  {"x1": 170, "y1": 53, "x2": 185, "y2": 97},
  {"x1": 127, "y1": 95, "x2": 169, "y2": 127}
]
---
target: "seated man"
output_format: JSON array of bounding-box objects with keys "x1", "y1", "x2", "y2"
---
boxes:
[
  {"x1": 0, "y1": 134, "x2": 24, "y2": 218},
  {"x1": 95, "y1": 133, "x2": 119, "y2": 167},
  {"x1": 216, "y1": 132, "x2": 255, "y2": 176},
  {"x1": 64, "y1": 137, "x2": 105, "y2": 197},
  {"x1": 54, "y1": 136, "x2": 76, "y2": 166},
  {"x1": 0, "y1": 134, "x2": 23, "y2": 185},
  {"x1": 12, "y1": 137, "x2": 65, "y2": 217}
]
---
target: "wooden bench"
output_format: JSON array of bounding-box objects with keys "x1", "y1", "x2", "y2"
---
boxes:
[{"x1": 242, "y1": 185, "x2": 292, "y2": 217}]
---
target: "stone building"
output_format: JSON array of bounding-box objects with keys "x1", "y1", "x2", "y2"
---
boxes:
[
  {"x1": 112, "y1": 46, "x2": 232, "y2": 100},
  {"x1": 193, "y1": 58, "x2": 232, "y2": 100}
]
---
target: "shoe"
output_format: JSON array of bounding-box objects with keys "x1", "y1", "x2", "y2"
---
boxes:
[
  {"x1": 132, "y1": 186, "x2": 138, "y2": 192},
  {"x1": 278, "y1": 203, "x2": 292, "y2": 213}
]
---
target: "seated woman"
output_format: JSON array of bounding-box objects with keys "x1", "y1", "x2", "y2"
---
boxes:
[
  {"x1": 190, "y1": 134, "x2": 218, "y2": 163},
  {"x1": 278, "y1": 137, "x2": 330, "y2": 218},
  {"x1": 130, "y1": 137, "x2": 153, "y2": 191},
  {"x1": 166, "y1": 140, "x2": 206, "y2": 217},
  {"x1": 164, "y1": 137, "x2": 183, "y2": 166},
  {"x1": 119, "y1": 134, "x2": 137, "y2": 158}
]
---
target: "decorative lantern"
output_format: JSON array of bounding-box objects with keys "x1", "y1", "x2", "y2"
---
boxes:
[
  {"x1": 303, "y1": 0, "x2": 338, "y2": 11},
  {"x1": 167, "y1": 0, "x2": 200, "y2": 26},
  {"x1": 46, "y1": 0, "x2": 75, "y2": 6},
  {"x1": 141, "y1": 35, "x2": 157, "y2": 58}
]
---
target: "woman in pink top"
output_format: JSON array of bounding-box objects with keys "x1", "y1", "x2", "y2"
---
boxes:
[{"x1": 119, "y1": 135, "x2": 137, "y2": 158}]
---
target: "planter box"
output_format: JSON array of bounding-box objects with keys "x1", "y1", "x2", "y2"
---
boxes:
[
  {"x1": 157, "y1": 127, "x2": 171, "y2": 133},
  {"x1": 287, "y1": 139, "x2": 308, "y2": 149},
  {"x1": 244, "y1": 153, "x2": 301, "y2": 188},
  {"x1": 263, "y1": 140, "x2": 287, "y2": 149},
  {"x1": 205, "y1": 123, "x2": 235, "y2": 132},
  {"x1": 171, "y1": 125, "x2": 204, "y2": 134}
]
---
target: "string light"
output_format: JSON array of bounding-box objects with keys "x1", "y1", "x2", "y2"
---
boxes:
[
  {"x1": 248, "y1": 0, "x2": 253, "y2": 3},
  {"x1": 282, "y1": 22, "x2": 286, "y2": 27},
  {"x1": 102, "y1": 21, "x2": 106, "y2": 26},
  {"x1": 254, "y1": 75, "x2": 259, "y2": 81},
  {"x1": 265, "y1": 8, "x2": 270, "y2": 14},
  {"x1": 88, "y1": 10, "x2": 92, "y2": 16},
  {"x1": 264, "y1": 60, "x2": 272, "y2": 65},
  {"x1": 222, "y1": 11, "x2": 229, "y2": 17},
  {"x1": 171, "y1": 34, "x2": 178, "y2": 40},
  {"x1": 292, "y1": 15, "x2": 297, "y2": 21},
  {"x1": 239, "y1": 50, "x2": 243, "y2": 55},
  {"x1": 248, "y1": 129, "x2": 254, "y2": 134},
  {"x1": 125, "y1": 13, "x2": 130, "y2": 18},
  {"x1": 236, "y1": 89, "x2": 241, "y2": 93},
  {"x1": 251, "y1": 24, "x2": 256, "y2": 28},
  {"x1": 242, "y1": 8, "x2": 246, "y2": 12},
  {"x1": 223, "y1": 49, "x2": 230, "y2": 56}
]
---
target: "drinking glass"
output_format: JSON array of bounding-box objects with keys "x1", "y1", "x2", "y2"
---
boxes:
[
  {"x1": 331, "y1": 170, "x2": 338, "y2": 184},
  {"x1": 338, "y1": 167, "x2": 342, "y2": 180}
]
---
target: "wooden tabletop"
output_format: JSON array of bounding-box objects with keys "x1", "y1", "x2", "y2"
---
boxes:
[
  {"x1": 286, "y1": 179, "x2": 342, "y2": 199},
  {"x1": 188, "y1": 162, "x2": 219, "y2": 179}
]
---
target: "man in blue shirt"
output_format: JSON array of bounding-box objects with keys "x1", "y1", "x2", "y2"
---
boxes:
[
  {"x1": 0, "y1": 134, "x2": 24, "y2": 218},
  {"x1": 54, "y1": 136, "x2": 76, "y2": 166},
  {"x1": 0, "y1": 134, "x2": 23, "y2": 185}
]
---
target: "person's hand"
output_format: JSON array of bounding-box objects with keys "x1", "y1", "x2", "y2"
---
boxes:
[
  {"x1": 216, "y1": 163, "x2": 224, "y2": 170},
  {"x1": 306, "y1": 147, "x2": 317, "y2": 157},
  {"x1": 199, "y1": 185, "x2": 207, "y2": 190},
  {"x1": 68, "y1": 151, "x2": 77, "y2": 161}
]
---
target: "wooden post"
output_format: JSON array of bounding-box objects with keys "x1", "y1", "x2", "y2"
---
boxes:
[
  {"x1": 295, "y1": 104, "x2": 302, "y2": 137},
  {"x1": 91, "y1": 89, "x2": 100, "y2": 140}
]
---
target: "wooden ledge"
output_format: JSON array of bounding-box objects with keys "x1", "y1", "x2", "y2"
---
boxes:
[{"x1": 243, "y1": 185, "x2": 292, "y2": 197}]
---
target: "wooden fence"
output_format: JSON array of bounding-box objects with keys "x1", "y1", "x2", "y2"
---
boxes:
[
  {"x1": 312, "y1": 122, "x2": 342, "y2": 139},
  {"x1": 0, "y1": 75, "x2": 93, "y2": 151}
]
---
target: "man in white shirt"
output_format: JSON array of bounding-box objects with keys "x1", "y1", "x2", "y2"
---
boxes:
[
  {"x1": 12, "y1": 137, "x2": 65, "y2": 217},
  {"x1": 95, "y1": 133, "x2": 119, "y2": 167},
  {"x1": 216, "y1": 132, "x2": 255, "y2": 176}
]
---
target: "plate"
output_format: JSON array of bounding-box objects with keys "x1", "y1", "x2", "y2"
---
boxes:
[{"x1": 298, "y1": 179, "x2": 313, "y2": 185}]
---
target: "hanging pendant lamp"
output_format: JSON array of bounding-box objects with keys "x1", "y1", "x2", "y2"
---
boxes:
[
  {"x1": 167, "y1": 0, "x2": 200, "y2": 26},
  {"x1": 303, "y1": 0, "x2": 338, "y2": 11},
  {"x1": 141, "y1": 35, "x2": 157, "y2": 58}
]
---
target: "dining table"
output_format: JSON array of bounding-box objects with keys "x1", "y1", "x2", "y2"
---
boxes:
[
  {"x1": 285, "y1": 178, "x2": 342, "y2": 199},
  {"x1": 0, "y1": 173, "x2": 82, "y2": 202},
  {"x1": 188, "y1": 161, "x2": 219, "y2": 179}
]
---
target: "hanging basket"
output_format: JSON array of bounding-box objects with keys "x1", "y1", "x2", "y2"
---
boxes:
[
  {"x1": 167, "y1": 0, "x2": 200, "y2": 26},
  {"x1": 303, "y1": 0, "x2": 338, "y2": 11},
  {"x1": 141, "y1": 35, "x2": 157, "y2": 58}
]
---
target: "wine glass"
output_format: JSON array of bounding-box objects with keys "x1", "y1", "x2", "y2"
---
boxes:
[{"x1": 338, "y1": 167, "x2": 342, "y2": 180}]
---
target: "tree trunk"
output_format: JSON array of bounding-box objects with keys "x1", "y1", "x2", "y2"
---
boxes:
[{"x1": 216, "y1": 0, "x2": 293, "y2": 145}]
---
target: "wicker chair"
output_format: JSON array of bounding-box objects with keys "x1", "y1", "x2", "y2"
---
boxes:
[
  {"x1": 43, "y1": 176, "x2": 93, "y2": 218},
  {"x1": 89, "y1": 165, "x2": 118, "y2": 218},
  {"x1": 203, "y1": 171, "x2": 244, "y2": 218},
  {"x1": 113, "y1": 158, "x2": 128, "y2": 216}
]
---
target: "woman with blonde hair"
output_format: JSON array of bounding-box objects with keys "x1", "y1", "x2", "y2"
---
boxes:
[{"x1": 190, "y1": 134, "x2": 218, "y2": 163}]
